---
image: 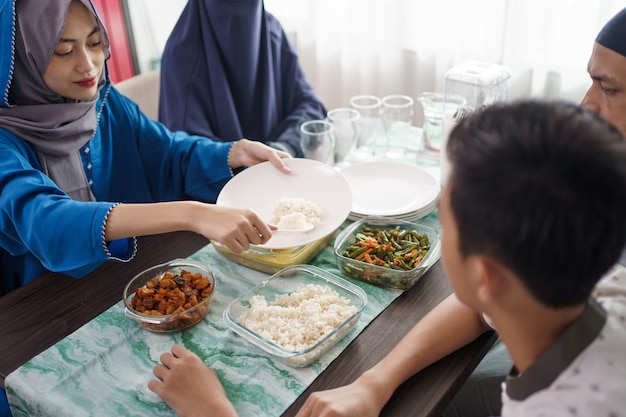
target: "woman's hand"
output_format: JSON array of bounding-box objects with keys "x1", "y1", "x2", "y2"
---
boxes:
[
  {"x1": 104, "y1": 202, "x2": 273, "y2": 254},
  {"x1": 228, "y1": 139, "x2": 292, "y2": 174},
  {"x1": 190, "y1": 203, "x2": 273, "y2": 253},
  {"x1": 149, "y1": 345, "x2": 238, "y2": 417}
]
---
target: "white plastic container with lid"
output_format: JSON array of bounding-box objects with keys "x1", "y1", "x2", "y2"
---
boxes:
[
  {"x1": 444, "y1": 60, "x2": 512, "y2": 111},
  {"x1": 440, "y1": 61, "x2": 511, "y2": 189}
]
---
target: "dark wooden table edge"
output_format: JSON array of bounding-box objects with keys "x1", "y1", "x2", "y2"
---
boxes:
[
  {"x1": 0, "y1": 231, "x2": 210, "y2": 386},
  {"x1": 2, "y1": 231, "x2": 498, "y2": 417}
]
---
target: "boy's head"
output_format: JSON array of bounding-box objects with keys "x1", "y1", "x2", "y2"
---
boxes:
[{"x1": 442, "y1": 100, "x2": 626, "y2": 309}]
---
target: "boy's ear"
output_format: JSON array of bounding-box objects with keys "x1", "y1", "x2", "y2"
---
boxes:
[{"x1": 474, "y1": 255, "x2": 512, "y2": 303}]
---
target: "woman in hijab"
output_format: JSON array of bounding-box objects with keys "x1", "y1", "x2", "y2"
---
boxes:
[
  {"x1": 158, "y1": 0, "x2": 327, "y2": 157},
  {"x1": 0, "y1": 0, "x2": 291, "y2": 297}
]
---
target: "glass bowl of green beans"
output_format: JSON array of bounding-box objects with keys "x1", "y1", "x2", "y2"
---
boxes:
[{"x1": 334, "y1": 216, "x2": 440, "y2": 290}]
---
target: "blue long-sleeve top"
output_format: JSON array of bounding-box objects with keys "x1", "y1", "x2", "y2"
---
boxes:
[{"x1": 0, "y1": 85, "x2": 233, "y2": 294}]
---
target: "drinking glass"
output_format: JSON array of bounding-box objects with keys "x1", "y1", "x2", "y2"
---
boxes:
[
  {"x1": 300, "y1": 120, "x2": 335, "y2": 165},
  {"x1": 349, "y1": 95, "x2": 383, "y2": 160},
  {"x1": 381, "y1": 94, "x2": 414, "y2": 159},
  {"x1": 327, "y1": 108, "x2": 360, "y2": 166},
  {"x1": 417, "y1": 92, "x2": 467, "y2": 165}
]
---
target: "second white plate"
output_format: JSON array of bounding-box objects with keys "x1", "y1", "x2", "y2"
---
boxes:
[{"x1": 339, "y1": 161, "x2": 439, "y2": 216}]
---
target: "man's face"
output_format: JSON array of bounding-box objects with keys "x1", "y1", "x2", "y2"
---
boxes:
[{"x1": 580, "y1": 43, "x2": 626, "y2": 137}]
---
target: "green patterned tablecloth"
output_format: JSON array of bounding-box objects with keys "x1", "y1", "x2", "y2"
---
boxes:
[{"x1": 7, "y1": 212, "x2": 439, "y2": 417}]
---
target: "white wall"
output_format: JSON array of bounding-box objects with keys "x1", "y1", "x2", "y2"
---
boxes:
[
  {"x1": 126, "y1": 0, "x2": 187, "y2": 73},
  {"x1": 126, "y1": 0, "x2": 597, "y2": 110}
]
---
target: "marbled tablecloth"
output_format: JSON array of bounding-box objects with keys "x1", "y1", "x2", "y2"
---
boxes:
[{"x1": 6, "y1": 214, "x2": 440, "y2": 417}]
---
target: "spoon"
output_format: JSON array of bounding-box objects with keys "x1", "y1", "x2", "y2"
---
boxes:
[{"x1": 270, "y1": 222, "x2": 315, "y2": 234}]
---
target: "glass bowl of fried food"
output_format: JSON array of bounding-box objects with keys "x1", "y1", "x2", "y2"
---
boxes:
[{"x1": 123, "y1": 259, "x2": 216, "y2": 332}]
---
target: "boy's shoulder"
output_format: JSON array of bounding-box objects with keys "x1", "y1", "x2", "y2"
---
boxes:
[
  {"x1": 502, "y1": 265, "x2": 626, "y2": 416},
  {"x1": 593, "y1": 264, "x2": 626, "y2": 302},
  {"x1": 503, "y1": 327, "x2": 626, "y2": 416}
]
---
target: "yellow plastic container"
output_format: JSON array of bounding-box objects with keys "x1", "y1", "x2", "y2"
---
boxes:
[{"x1": 213, "y1": 233, "x2": 335, "y2": 274}]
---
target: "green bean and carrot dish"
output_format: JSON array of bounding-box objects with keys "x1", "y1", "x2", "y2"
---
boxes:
[{"x1": 338, "y1": 225, "x2": 432, "y2": 290}]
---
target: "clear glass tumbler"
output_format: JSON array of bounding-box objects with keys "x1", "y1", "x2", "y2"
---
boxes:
[
  {"x1": 381, "y1": 94, "x2": 414, "y2": 159},
  {"x1": 300, "y1": 120, "x2": 336, "y2": 165},
  {"x1": 327, "y1": 108, "x2": 360, "y2": 167},
  {"x1": 349, "y1": 95, "x2": 383, "y2": 160}
]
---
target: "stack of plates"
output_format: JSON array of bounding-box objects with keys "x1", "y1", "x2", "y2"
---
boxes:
[{"x1": 339, "y1": 161, "x2": 440, "y2": 221}]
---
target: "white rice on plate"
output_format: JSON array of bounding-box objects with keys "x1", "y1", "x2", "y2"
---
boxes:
[{"x1": 270, "y1": 196, "x2": 323, "y2": 230}]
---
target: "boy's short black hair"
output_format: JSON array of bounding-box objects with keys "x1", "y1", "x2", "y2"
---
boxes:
[{"x1": 447, "y1": 100, "x2": 626, "y2": 308}]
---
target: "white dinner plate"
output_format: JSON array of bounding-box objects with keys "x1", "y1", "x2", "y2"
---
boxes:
[
  {"x1": 216, "y1": 159, "x2": 352, "y2": 249},
  {"x1": 339, "y1": 161, "x2": 439, "y2": 216}
]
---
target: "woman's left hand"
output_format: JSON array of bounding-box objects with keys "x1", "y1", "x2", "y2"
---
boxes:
[{"x1": 228, "y1": 139, "x2": 292, "y2": 174}]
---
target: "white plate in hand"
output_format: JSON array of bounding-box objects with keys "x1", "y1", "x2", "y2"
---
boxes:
[{"x1": 216, "y1": 159, "x2": 352, "y2": 249}]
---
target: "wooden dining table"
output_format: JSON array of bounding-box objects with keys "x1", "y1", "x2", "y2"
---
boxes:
[{"x1": 0, "y1": 230, "x2": 497, "y2": 417}]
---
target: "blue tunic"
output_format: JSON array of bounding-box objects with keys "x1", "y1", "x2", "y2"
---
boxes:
[{"x1": 0, "y1": 85, "x2": 233, "y2": 294}]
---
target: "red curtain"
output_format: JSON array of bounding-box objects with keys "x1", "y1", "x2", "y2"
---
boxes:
[{"x1": 91, "y1": 0, "x2": 136, "y2": 83}]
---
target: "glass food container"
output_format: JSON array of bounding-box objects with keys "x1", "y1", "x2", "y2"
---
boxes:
[
  {"x1": 223, "y1": 264, "x2": 367, "y2": 367},
  {"x1": 213, "y1": 232, "x2": 335, "y2": 274},
  {"x1": 123, "y1": 259, "x2": 216, "y2": 332},
  {"x1": 334, "y1": 216, "x2": 440, "y2": 291}
]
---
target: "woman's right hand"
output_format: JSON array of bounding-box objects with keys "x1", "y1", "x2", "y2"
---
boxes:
[
  {"x1": 189, "y1": 203, "x2": 273, "y2": 253},
  {"x1": 104, "y1": 201, "x2": 273, "y2": 253}
]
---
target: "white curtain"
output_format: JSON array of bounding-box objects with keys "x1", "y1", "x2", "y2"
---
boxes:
[
  {"x1": 127, "y1": 0, "x2": 624, "y2": 125},
  {"x1": 263, "y1": 0, "x2": 624, "y2": 122}
]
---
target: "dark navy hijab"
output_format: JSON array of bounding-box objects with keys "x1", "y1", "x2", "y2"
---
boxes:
[{"x1": 158, "y1": 0, "x2": 326, "y2": 157}]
